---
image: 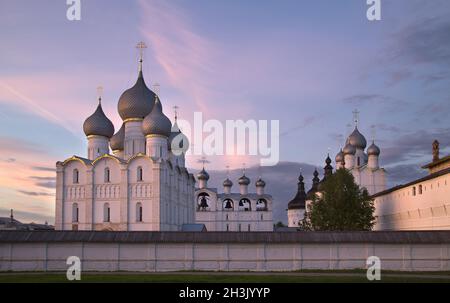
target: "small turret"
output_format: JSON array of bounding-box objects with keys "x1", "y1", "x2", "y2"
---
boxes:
[
  {"x1": 367, "y1": 140, "x2": 381, "y2": 169},
  {"x1": 197, "y1": 168, "x2": 209, "y2": 189},
  {"x1": 255, "y1": 177, "x2": 266, "y2": 195},
  {"x1": 83, "y1": 89, "x2": 115, "y2": 160},
  {"x1": 238, "y1": 173, "x2": 250, "y2": 195}
]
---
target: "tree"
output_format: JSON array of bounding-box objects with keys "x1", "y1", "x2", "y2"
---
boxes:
[{"x1": 301, "y1": 168, "x2": 375, "y2": 231}]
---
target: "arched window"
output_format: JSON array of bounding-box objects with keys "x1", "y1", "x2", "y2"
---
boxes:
[
  {"x1": 72, "y1": 203, "x2": 79, "y2": 223},
  {"x1": 73, "y1": 169, "x2": 79, "y2": 184},
  {"x1": 137, "y1": 166, "x2": 143, "y2": 182},
  {"x1": 256, "y1": 199, "x2": 267, "y2": 211},
  {"x1": 357, "y1": 157, "x2": 361, "y2": 166},
  {"x1": 223, "y1": 199, "x2": 234, "y2": 210},
  {"x1": 418, "y1": 185, "x2": 423, "y2": 195},
  {"x1": 197, "y1": 192, "x2": 210, "y2": 211},
  {"x1": 238, "y1": 198, "x2": 251, "y2": 211},
  {"x1": 104, "y1": 167, "x2": 110, "y2": 183},
  {"x1": 136, "y1": 202, "x2": 143, "y2": 222},
  {"x1": 248, "y1": 224, "x2": 251, "y2": 232},
  {"x1": 103, "y1": 203, "x2": 110, "y2": 222},
  {"x1": 412, "y1": 187, "x2": 416, "y2": 196}
]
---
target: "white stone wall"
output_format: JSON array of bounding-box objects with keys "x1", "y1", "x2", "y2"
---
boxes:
[
  {"x1": 1, "y1": 241, "x2": 450, "y2": 272},
  {"x1": 374, "y1": 172, "x2": 450, "y2": 230},
  {"x1": 287, "y1": 209, "x2": 305, "y2": 228}
]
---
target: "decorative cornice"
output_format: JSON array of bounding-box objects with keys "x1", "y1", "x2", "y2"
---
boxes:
[
  {"x1": 127, "y1": 152, "x2": 149, "y2": 163},
  {"x1": 62, "y1": 156, "x2": 92, "y2": 167},
  {"x1": 86, "y1": 135, "x2": 108, "y2": 139},
  {"x1": 123, "y1": 118, "x2": 144, "y2": 123},
  {"x1": 92, "y1": 153, "x2": 123, "y2": 165},
  {"x1": 145, "y1": 134, "x2": 167, "y2": 139}
]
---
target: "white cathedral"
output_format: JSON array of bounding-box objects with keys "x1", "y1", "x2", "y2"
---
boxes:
[
  {"x1": 55, "y1": 46, "x2": 196, "y2": 231},
  {"x1": 287, "y1": 121, "x2": 386, "y2": 227},
  {"x1": 54, "y1": 44, "x2": 275, "y2": 232}
]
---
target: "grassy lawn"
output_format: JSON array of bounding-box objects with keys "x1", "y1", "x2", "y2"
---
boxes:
[{"x1": 1, "y1": 271, "x2": 450, "y2": 283}]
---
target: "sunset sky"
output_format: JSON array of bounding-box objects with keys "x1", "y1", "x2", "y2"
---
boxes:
[{"x1": 1, "y1": 0, "x2": 449, "y2": 224}]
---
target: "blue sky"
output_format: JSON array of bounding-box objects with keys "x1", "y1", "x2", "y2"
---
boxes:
[{"x1": 0, "y1": 0, "x2": 449, "y2": 223}]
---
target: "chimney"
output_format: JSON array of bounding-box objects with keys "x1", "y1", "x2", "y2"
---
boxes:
[{"x1": 432, "y1": 140, "x2": 440, "y2": 162}]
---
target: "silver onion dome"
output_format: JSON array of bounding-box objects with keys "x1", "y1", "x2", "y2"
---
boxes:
[
  {"x1": 367, "y1": 142, "x2": 381, "y2": 156},
  {"x1": 223, "y1": 178, "x2": 233, "y2": 187},
  {"x1": 110, "y1": 123, "x2": 125, "y2": 151},
  {"x1": 335, "y1": 149, "x2": 344, "y2": 163},
  {"x1": 197, "y1": 168, "x2": 210, "y2": 181},
  {"x1": 255, "y1": 177, "x2": 266, "y2": 187},
  {"x1": 348, "y1": 127, "x2": 367, "y2": 149},
  {"x1": 343, "y1": 142, "x2": 356, "y2": 155},
  {"x1": 142, "y1": 96, "x2": 172, "y2": 137},
  {"x1": 238, "y1": 174, "x2": 250, "y2": 186},
  {"x1": 168, "y1": 121, "x2": 190, "y2": 153},
  {"x1": 117, "y1": 70, "x2": 155, "y2": 120},
  {"x1": 83, "y1": 101, "x2": 115, "y2": 138}
]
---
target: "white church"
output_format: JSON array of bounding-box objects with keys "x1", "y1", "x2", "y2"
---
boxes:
[
  {"x1": 287, "y1": 118, "x2": 386, "y2": 227},
  {"x1": 55, "y1": 44, "x2": 196, "y2": 231}
]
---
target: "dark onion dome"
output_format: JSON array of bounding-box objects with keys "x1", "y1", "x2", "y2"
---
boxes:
[
  {"x1": 110, "y1": 123, "x2": 125, "y2": 151},
  {"x1": 255, "y1": 177, "x2": 266, "y2": 187},
  {"x1": 168, "y1": 121, "x2": 189, "y2": 152},
  {"x1": 367, "y1": 141, "x2": 381, "y2": 156},
  {"x1": 324, "y1": 154, "x2": 333, "y2": 177},
  {"x1": 83, "y1": 101, "x2": 115, "y2": 138},
  {"x1": 335, "y1": 149, "x2": 344, "y2": 163},
  {"x1": 142, "y1": 96, "x2": 172, "y2": 137},
  {"x1": 343, "y1": 142, "x2": 356, "y2": 155},
  {"x1": 306, "y1": 169, "x2": 320, "y2": 200},
  {"x1": 223, "y1": 178, "x2": 233, "y2": 187},
  {"x1": 197, "y1": 168, "x2": 210, "y2": 181},
  {"x1": 347, "y1": 126, "x2": 367, "y2": 149},
  {"x1": 238, "y1": 174, "x2": 250, "y2": 186},
  {"x1": 118, "y1": 70, "x2": 155, "y2": 121},
  {"x1": 288, "y1": 173, "x2": 306, "y2": 210}
]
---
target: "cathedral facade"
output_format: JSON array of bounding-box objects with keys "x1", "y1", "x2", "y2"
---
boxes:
[
  {"x1": 194, "y1": 169, "x2": 274, "y2": 231},
  {"x1": 55, "y1": 50, "x2": 195, "y2": 231}
]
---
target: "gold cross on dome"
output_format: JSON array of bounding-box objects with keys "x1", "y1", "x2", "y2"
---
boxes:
[
  {"x1": 96, "y1": 86, "x2": 103, "y2": 103},
  {"x1": 136, "y1": 41, "x2": 147, "y2": 60},
  {"x1": 136, "y1": 42, "x2": 147, "y2": 71},
  {"x1": 352, "y1": 109, "x2": 360, "y2": 127},
  {"x1": 198, "y1": 157, "x2": 209, "y2": 169},
  {"x1": 173, "y1": 105, "x2": 179, "y2": 121}
]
